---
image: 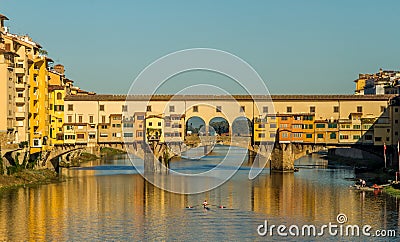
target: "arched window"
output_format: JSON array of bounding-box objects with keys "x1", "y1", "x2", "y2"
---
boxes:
[{"x1": 57, "y1": 92, "x2": 62, "y2": 100}]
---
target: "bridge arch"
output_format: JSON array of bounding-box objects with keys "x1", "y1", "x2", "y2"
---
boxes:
[
  {"x1": 209, "y1": 117, "x2": 230, "y2": 136},
  {"x1": 232, "y1": 117, "x2": 252, "y2": 137},
  {"x1": 186, "y1": 116, "x2": 206, "y2": 135}
]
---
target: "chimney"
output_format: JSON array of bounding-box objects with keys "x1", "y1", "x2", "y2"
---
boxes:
[
  {"x1": 0, "y1": 14, "x2": 9, "y2": 33},
  {"x1": 54, "y1": 64, "x2": 65, "y2": 75}
]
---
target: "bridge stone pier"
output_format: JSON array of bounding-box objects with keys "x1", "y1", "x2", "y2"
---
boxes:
[
  {"x1": 250, "y1": 142, "x2": 326, "y2": 172},
  {"x1": 272, "y1": 143, "x2": 326, "y2": 171}
]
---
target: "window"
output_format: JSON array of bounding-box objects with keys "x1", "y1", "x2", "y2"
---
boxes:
[
  {"x1": 68, "y1": 115, "x2": 72, "y2": 123},
  {"x1": 258, "y1": 133, "x2": 265, "y2": 138},
  {"x1": 306, "y1": 134, "x2": 312, "y2": 139},
  {"x1": 124, "y1": 123, "x2": 134, "y2": 128},
  {"x1": 216, "y1": 106, "x2": 222, "y2": 112},
  {"x1": 282, "y1": 132, "x2": 288, "y2": 138},
  {"x1": 270, "y1": 133, "x2": 276, "y2": 138},
  {"x1": 328, "y1": 123, "x2": 337, "y2": 128},
  {"x1": 310, "y1": 106, "x2": 315, "y2": 113},
  {"x1": 287, "y1": 106, "x2": 292, "y2": 113},
  {"x1": 57, "y1": 92, "x2": 62, "y2": 100},
  {"x1": 122, "y1": 105, "x2": 128, "y2": 112},
  {"x1": 330, "y1": 132, "x2": 336, "y2": 139},
  {"x1": 193, "y1": 106, "x2": 198, "y2": 112},
  {"x1": 340, "y1": 135, "x2": 349, "y2": 140},
  {"x1": 149, "y1": 122, "x2": 153, "y2": 126},
  {"x1": 387, "y1": 129, "x2": 390, "y2": 133},
  {"x1": 68, "y1": 104, "x2": 73, "y2": 111},
  {"x1": 386, "y1": 137, "x2": 390, "y2": 142},
  {"x1": 136, "y1": 131, "x2": 143, "y2": 137},
  {"x1": 395, "y1": 132, "x2": 398, "y2": 136},
  {"x1": 18, "y1": 93, "x2": 23, "y2": 98},
  {"x1": 77, "y1": 134, "x2": 84, "y2": 139},
  {"x1": 363, "y1": 124, "x2": 371, "y2": 130},
  {"x1": 357, "y1": 106, "x2": 362, "y2": 113},
  {"x1": 147, "y1": 105, "x2": 152, "y2": 112},
  {"x1": 158, "y1": 122, "x2": 162, "y2": 126},
  {"x1": 365, "y1": 135, "x2": 373, "y2": 140},
  {"x1": 303, "y1": 116, "x2": 313, "y2": 121},
  {"x1": 124, "y1": 133, "x2": 134, "y2": 137},
  {"x1": 102, "y1": 116, "x2": 106, "y2": 123},
  {"x1": 281, "y1": 117, "x2": 288, "y2": 121},
  {"x1": 78, "y1": 115, "x2": 83, "y2": 123},
  {"x1": 353, "y1": 125, "x2": 360, "y2": 129},
  {"x1": 137, "y1": 115, "x2": 144, "y2": 120},
  {"x1": 89, "y1": 115, "x2": 94, "y2": 123},
  {"x1": 263, "y1": 106, "x2": 268, "y2": 113},
  {"x1": 317, "y1": 134, "x2": 324, "y2": 139},
  {"x1": 270, "y1": 123, "x2": 276, "y2": 128},
  {"x1": 395, "y1": 108, "x2": 398, "y2": 112},
  {"x1": 240, "y1": 106, "x2": 245, "y2": 112},
  {"x1": 258, "y1": 124, "x2": 265, "y2": 128},
  {"x1": 334, "y1": 106, "x2": 339, "y2": 113},
  {"x1": 353, "y1": 135, "x2": 361, "y2": 140},
  {"x1": 303, "y1": 124, "x2": 313, "y2": 129},
  {"x1": 101, "y1": 125, "x2": 107, "y2": 129},
  {"x1": 292, "y1": 124, "x2": 302, "y2": 129},
  {"x1": 293, "y1": 133, "x2": 302, "y2": 138},
  {"x1": 375, "y1": 137, "x2": 382, "y2": 142},
  {"x1": 169, "y1": 105, "x2": 175, "y2": 112},
  {"x1": 316, "y1": 123, "x2": 325, "y2": 128},
  {"x1": 395, "y1": 120, "x2": 398, "y2": 124},
  {"x1": 381, "y1": 106, "x2": 386, "y2": 112}
]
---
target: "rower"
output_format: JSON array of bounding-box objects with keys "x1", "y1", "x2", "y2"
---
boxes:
[{"x1": 202, "y1": 200, "x2": 208, "y2": 208}]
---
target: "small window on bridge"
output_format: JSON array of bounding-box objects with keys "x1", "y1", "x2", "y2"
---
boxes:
[
  {"x1": 169, "y1": 105, "x2": 175, "y2": 112},
  {"x1": 286, "y1": 106, "x2": 292, "y2": 113},
  {"x1": 193, "y1": 106, "x2": 198, "y2": 112},
  {"x1": 240, "y1": 106, "x2": 245, "y2": 112},
  {"x1": 147, "y1": 106, "x2": 152, "y2": 112},
  {"x1": 216, "y1": 106, "x2": 222, "y2": 112},
  {"x1": 334, "y1": 106, "x2": 339, "y2": 113},
  {"x1": 263, "y1": 106, "x2": 268, "y2": 113}
]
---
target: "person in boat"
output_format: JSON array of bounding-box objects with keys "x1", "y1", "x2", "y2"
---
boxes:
[
  {"x1": 202, "y1": 200, "x2": 208, "y2": 208},
  {"x1": 361, "y1": 179, "x2": 366, "y2": 187}
]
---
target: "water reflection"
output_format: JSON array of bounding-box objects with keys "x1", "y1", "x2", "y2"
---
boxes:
[{"x1": 0, "y1": 149, "x2": 399, "y2": 240}]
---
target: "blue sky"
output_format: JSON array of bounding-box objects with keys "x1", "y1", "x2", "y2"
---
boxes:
[{"x1": 1, "y1": 0, "x2": 399, "y2": 94}]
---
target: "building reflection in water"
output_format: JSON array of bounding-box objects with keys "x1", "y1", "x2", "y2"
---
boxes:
[{"x1": 0, "y1": 156, "x2": 399, "y2": 240}]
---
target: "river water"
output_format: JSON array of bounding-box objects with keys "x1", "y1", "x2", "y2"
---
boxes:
[{"x1": 0, "y1": 146, "x2": 399, "y2": 241}]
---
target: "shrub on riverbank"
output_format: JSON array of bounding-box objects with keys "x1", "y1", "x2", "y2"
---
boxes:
[
  {"x1": 0, "y1": 169, "x2": 60, "y2": 191},
  {"x1": 100, "y1": 147, "x2": 127, "y2": 156},
  {"x1": 384, "y1": 185, "x2": 400, "y2": 198},
  {"x1": 60, "y1": 152, "x2": 99, "y2": 168}
]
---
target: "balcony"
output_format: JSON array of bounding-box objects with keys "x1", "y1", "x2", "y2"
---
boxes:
[
  {"x1": 15, "y1": 97, "x2": 25, "y2": 104},
  {"x1": 15, "y1": 82, "x2": 25, "y2": 90},
  {"x1": 15, "y1": 112, "x2": 25, "y2": 119},
  {"x1": 15, "y1": 67, "x2": 25, "y2": 74},
  {"x1": 15, "y1": 121, "x2": 24, "y2": 127}
]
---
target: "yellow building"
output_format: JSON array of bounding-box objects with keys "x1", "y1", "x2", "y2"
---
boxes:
[
  {"x1": 29, "y1": 56, "x2": 53, "y2": 154},
  {"x1": 48, "y1": 85, "x2": 65, "y2": 145},
  {"x1": 146, "y1": 115, "x2": 164, "y2": 143}
]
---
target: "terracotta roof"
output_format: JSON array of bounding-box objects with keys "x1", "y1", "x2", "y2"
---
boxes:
[
  {"x1": 48, "y1": 85, "x2": 64, "y2": 91},
  {"x1": 64, "y1": 94, "x2": 397, "y2": 102},
  {"x1": 0, "y1": 14, "x2": 9, "y2": 20}
]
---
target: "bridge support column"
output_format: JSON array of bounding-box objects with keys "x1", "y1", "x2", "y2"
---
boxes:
[
  {"x1": 144, "y1": 141, "x2": 169, "y2": 174},
  {"x1": 248, "y1": 150, "x2": 257, "y2": 164},
  {"x1": 270, "y1": 143, "x2": 295, "y2": 172}
]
